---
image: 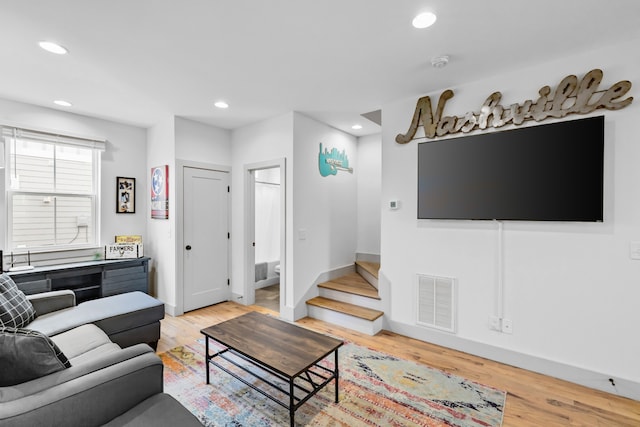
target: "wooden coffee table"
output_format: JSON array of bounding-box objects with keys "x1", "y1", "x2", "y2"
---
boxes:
[{"x1": 200, "y1": 312, "x2": 343, "y2": 426}]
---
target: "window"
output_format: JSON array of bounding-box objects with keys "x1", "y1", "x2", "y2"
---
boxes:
[{"x1": 3, "y1": 126, "x2": 104, "y2": 252}]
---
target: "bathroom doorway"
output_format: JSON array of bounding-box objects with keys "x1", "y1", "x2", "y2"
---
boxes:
[{"x1": 245, "y1": 159, "x2": 285, "y2": 315}]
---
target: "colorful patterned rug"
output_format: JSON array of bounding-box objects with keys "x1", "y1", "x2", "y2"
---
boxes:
[{"x1": 160, "y1": 340, "x2": 506, "y2": 426}]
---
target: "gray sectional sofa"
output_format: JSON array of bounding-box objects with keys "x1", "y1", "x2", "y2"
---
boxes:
[{"x1": 0, "y1": 273, "x2": 202, "y2": 426}]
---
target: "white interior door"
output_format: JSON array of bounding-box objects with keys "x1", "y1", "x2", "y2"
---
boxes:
[{"x1": 183, "y1": 167, "x2": 229, "y2": 311}]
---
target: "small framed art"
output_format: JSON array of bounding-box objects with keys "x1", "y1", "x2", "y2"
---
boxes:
[{"x1": 116, "y1": 177, "x2": 136, "y2": 213}]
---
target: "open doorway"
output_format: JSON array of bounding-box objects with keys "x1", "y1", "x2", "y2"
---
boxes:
[
  {"x1": 245, "y1": 159, "x2": 286, "y2": 315},
  {"x1": 253, "y1": 167, "x2": 281, "y2": 312}
]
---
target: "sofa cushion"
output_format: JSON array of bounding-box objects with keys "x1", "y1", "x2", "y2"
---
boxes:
[
  {"x1": 0, "y1": 327, "x2": 71, "y2": 386},
  {"x1": 50, "y1": 324, "x2": 121, "y2": 365},
  {"x1": 0, "y1": 273, "x2": 36, "y2": 328},
  {"x1": 101, "y1": 393, "x2": 203, "y2": 427}
]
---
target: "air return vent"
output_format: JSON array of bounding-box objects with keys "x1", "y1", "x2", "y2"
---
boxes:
[{"x1": 417, "y1": 274, "x2": 456, "y2": 333}]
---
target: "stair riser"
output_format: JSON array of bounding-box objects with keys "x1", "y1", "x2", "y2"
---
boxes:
[
  {"x1": 319, "y1": 288, "x2": 382, "y2": 311},
  {"x1": 307, "y1": 305, "x2": 382, "y2": 336},
  {"x1": 356, "y1": 266, "x2": 378, "y2": 289}
]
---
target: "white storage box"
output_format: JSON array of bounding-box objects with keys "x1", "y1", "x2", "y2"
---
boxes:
[{"x1": 105, "y1": 243, "x2": 144, "y2": 259}]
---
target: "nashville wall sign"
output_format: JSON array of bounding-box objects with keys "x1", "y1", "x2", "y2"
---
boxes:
[{"x1": 396, "y1": 69, "x2": 633, "y2": 144}]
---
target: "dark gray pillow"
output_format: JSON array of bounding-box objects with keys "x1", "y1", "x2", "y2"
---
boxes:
[
  {"x1": 0, "y1": 273, "x2": 36, "y2": 328},
  {"x1": 0, "y1": 327, "x2": 71, "y2": 386}
]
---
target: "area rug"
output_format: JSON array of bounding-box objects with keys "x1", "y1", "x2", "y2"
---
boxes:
[{"x1": 160, "y1": 340, "x2": 506, "y2": 427}]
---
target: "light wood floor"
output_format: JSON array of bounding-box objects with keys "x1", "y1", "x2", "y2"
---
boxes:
[
  {"x1": 254, "y1": 283, "x2": 280, "y2": 312},
  {"x1": 157, "y1": 302, "x2": 640, "y2": 427}
]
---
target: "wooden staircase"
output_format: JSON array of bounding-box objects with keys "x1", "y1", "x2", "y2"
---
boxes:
[{"x1": 306, "y1": 261, "x2": 383, "y2": 335}]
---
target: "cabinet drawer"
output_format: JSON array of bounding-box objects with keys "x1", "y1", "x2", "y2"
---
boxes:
[
  {"x1": 103, "y1": 271, "x2": 147, "y2": 286},
  {"x1": 104, "y1": 265, "x2": 146, "y2": 279},
  {"x1": 16, "y1": 279, "x2": 51, "y2": 295},
  {"x1": 102, "y1": 278, "x2": 148, "y2": 296}
]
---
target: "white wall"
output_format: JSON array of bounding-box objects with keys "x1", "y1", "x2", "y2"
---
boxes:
[
  {"x1": 0, "y1": 98, "x2": 147, "y2": 260},
  {"x1": 381, "y1": 38, "x2": 640, "y2": 398},
  {"x1": 146, "y1": 117, "x2": 176, "y2": 310},
  {"x1": 356, "y1": 133, "x2": 381, "y2": 256},
  {"x1": 175, "y1": 116, "x2": 231, "y2": 163},
  {"x1": 292, "y1": 113, "x2": 358, "y2": 308}
]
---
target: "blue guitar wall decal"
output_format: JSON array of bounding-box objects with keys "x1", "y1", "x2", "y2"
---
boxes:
[{"x1": 318, "y1": 143, "x2": 353, "y2": 177}]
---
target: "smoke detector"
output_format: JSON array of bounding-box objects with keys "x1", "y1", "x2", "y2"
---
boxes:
[{"x1": 431, "y1": 55, "x2": 450, "y2": 69}]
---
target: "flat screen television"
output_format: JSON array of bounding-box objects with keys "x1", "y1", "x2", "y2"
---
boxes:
[{"x1": 417, "y1": 115, "x2": 604, "y2": 221}]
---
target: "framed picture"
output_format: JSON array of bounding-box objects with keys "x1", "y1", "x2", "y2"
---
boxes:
[
  {"x1": 151, "y1": 165, "x2": 169, "y2": 219},
  {"x1": 116, "y1": 177, "x2": 136, "y2": 213}
]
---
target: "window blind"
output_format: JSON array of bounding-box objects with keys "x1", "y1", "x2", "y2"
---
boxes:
[{"x1": 1, "y1": 125, "x2": 106, "y2": 151}]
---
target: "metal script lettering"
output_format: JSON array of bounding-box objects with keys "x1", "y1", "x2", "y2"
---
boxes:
[{"x1": 396, "y1": 69, "x2": 633, "y2": 143}]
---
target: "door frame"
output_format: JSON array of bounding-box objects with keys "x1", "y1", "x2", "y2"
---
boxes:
[
  {"x1": 244, "y1": 158, "x2": 286, "y2": 313},
  {"x1": 176, "y1": 159, "x2": 231, "y2": 316}
]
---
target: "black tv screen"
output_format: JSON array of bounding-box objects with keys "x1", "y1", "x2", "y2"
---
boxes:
[{"x1": 417, "y1": 115, "x2": 604, "y2": 221}]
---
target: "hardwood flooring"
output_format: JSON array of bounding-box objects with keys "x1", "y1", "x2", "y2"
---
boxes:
[
  {"x1": 157, "y1": 302, "x2": 640, "y2": 426},
  {"x1": 254, "y1": 283, "x2": 280, "y2": 312}
]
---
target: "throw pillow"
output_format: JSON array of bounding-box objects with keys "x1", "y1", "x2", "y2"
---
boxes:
[
  {"x1": 0, "y1": 273, "x2": 36, "y2": 328},
  {"x1": 0, "y1": 327, "x2": 71, "y2": 386}
]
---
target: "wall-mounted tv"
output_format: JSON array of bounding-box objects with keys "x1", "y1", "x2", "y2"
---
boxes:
[{"x1": 417, "y1": 115, "x2": 604, "y2": 221}]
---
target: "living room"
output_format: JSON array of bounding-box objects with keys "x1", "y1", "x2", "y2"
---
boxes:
[{"x1": 1, "y1": 1, "x2": 640, "y2": 426}]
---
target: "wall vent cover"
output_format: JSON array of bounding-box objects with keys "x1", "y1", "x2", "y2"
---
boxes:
[{"x1": 416, "y1": 274, "x2": 456, "y2": 333}]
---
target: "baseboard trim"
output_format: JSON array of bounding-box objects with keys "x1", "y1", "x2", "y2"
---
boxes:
[
  {"x1": 387, "y1": 319, "x2": 640, "y2": 401},
  {"x1": 164, "y1": 302, "x2": 179, "y2": 317}
]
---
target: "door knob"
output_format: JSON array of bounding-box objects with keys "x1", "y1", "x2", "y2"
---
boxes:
[{"x1": 185, "y1": 245, "x2": 192, "y2": 250}]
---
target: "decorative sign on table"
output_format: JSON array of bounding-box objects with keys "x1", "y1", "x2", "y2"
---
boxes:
[
  {"x1": 151, "y1": 165, "x2": 169, "y2": 219},
  {"x1": 318, "y1": 143, "x2": 353, "y2": 177},
  {"x1": 107, "y1": 235, "x2": 144, "y2": 259},
  {"x1": 115, "y1": 235, "x2": 143, "y2": 244},
  {"x1": 104, "y1": 243, "x2": 144, "y2": 259},
  {"x1": 396, "y1": 68, "x2": 633, "y2": 144}
]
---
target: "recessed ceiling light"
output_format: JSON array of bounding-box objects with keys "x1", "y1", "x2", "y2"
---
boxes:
[
  {"x1": 214, "y1": 101, "x2": 229, "y2": 109},
  {"x1": 412, "y1": 12, "x2": 437, "y2": 29},
  {"x1": 352, "y1": 124, "x2": 363, "y2": 130},
  {"x1": 53, "y1": 100, "x2": 72, "y2": 107},
  {"x1": 39, "y1": 41, "x2": 68, "y2": 55}
]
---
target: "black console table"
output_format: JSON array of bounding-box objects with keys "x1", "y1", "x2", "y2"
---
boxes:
[{"x1": 7, "y1": 257, "x2": 150, "y2": 303}]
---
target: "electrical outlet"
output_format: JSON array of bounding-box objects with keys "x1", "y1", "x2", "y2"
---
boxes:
[
  {"x1": 502, "y1": 318, "x2": 513, "y2": 334},
  {"x1": 488, "y1": 315, "x2": 502, "y2": 331}
]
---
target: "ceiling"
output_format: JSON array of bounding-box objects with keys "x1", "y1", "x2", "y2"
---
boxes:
[{"x1": 1, "y1": 1, "x2": 639, "y2": 137}]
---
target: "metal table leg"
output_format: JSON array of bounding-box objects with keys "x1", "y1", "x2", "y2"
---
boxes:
[
  {"x1": 334, "y1": 349, "x2": 339, "y2": 403},
  {"x1": 205, "y1": 336, "x2": 210, "y2": 384},
  {"x1": 289, "y1": 379, "x2": 295, "y2": 426}
]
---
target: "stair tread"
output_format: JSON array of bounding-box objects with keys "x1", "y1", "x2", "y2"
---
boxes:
[
  {"x1": 306, "y1": 296, "x2": 384, "y2": 321},
  {"x1": 318, "y1": 273, "x2": 381, "y2": 299},
  {"x1": 355, "y1": 261, "x2": 380, "y2": 279}
]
